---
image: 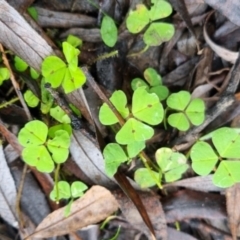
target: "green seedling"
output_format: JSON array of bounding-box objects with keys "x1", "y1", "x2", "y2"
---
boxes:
[
  {"x1": 126, "y1": 0, "x2": 174, "y2": 47},
  {"x1": 50, "y1": 180, "x2": 88, "y2": 216},
  {"x1": 0, "y1": 67, "x2": 10, "y2": 85},
  {"x1": 18, "y1": 120, "x2": 71, "y2": 173},
  {"x1": 166, "y1": 91, "x2": 205, "y2": 131},
  {"x1": 190, "y1": 127, "x2": 240, "y2": 188},
  {"x1": 134, "y1": 147, "x2": 188, "y2": 188},
  {"x1": 131, "y1": 67, "x2": 169, "y2": 101},
  {"x1": 41, "y1": 41, "x2": 86, "y2": 94},
  {"x1": 14, "y1": 56, "x2": 40, "y2": 79},
  {"x1": 99, "y1": 87, "x2": 163, "y2": 176},
  {"x1": 100, "y1": 15, "x2": 118, "y2": 47}
]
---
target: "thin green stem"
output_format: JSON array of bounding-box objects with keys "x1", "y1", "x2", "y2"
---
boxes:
[
  {"x1": 54, "y1": 163, "x2": 61, "y2": 203},
  {"x1": 0, "y1": 97, "x2": 19, "y2": 108},
  {"x1": 127, "y1": 45, "x2": 149, "y2": 58}
]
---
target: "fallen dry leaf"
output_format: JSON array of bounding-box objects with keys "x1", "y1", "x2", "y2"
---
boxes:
[
  {"x1": 204, "y1": 12, "x2": 238, "y2": 64},
  {"x1": 226, "y1": 183, "x2": 240, "y2": 240},
  {"x1": 28, "y1": 186, "x2": 119, "y2": 239}
]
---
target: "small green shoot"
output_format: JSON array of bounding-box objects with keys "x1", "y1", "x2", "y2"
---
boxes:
[
  {"x1": 50, "y1": 180, "x2": 88, "y2": 216},
  {"x1": 190, "y1": 127, "x2": 240, "y2": 188},
  {"x1": 50, "y1": 106, "x2": 71, "y2": 124},
  {"x1": 27, "y1": 6, "x2": 38, "y2": 21},
  {"x1": 132, "y1": 68, "x2": 169, "y2": 101},
  {"x1": 41, "y1": 42, "x2": 86, "y2": 93},
  {"x1": 18, "y1": 120, "x2": 71, "y2": 172},
  {"x1": 126, "y1": 1, "x2": 174, "y2": 47},
  {"x1": 166, "y1": 91, "x2": 205, "y2": 131},
  {"x1": 134, "y1": 147, "x2": 188, "y2": 188},
  {"x1": 0, "y1": 67, "x2": 10, "y2": 85},
  {"x1": 100, "y1": 15, "x2": 118, "y2": 47}
]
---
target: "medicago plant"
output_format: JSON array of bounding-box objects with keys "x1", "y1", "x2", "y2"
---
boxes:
[{"x1": 98, "y1": 67, "x2": 205, "y2": 188}]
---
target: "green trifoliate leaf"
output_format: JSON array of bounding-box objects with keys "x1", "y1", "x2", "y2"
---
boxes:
[
  {"x1": 103, "y1": 143, "x2": 128, "y2": 177},
  {"x1": 67, "y1": 35, "x2": 82, "y2": 48},
  {"x1": 24, "y1": 90, "x2": 39, "y2": 108},
  {"x1": 149, "y1": 85, "x2": 169, "y2": 101},
  {"x1": 190, "y1": 141, "x2": 218, "y2": 175},
  {"x1": 126, "y1": 4, "x2": 149, "y2": 33},
  {"x1": 18, "y1": 120, "x2": 48, "y2": 147},
  {"x1": 132, "y1": 87, "x2": 164, "y2": 125},
  {"x1": 47, "y1": 130, "x2": 70, "y2": 163},
  {"x1": 22, "y1": 146, "x2": 54, "y2": 173},
  {"x1": 212, "y1": 127, "x2": 240, "y2": 159},
  {"x1": 100, "y1": 15, "x2": 118, "y2": 47},
  {"x1": 213, "y1": 161, "x2": 240, "y2": 188},
  {"x1": 134, "y1": 168, "x2": 160, "y2": 188},
  {"x1": 116, "y1": 118, "x2": 154, "y2": 145},
  {"x1": 156, "y1": 147, "x2": 188, "y2": 182}
]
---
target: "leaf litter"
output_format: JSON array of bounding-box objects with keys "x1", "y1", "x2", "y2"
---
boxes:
[{"x1": 2, "y1": 0, "x2": 240, "y2": 239}]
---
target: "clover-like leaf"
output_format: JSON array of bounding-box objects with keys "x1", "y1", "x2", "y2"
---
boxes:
[
  {"x1": 0, "y1": 67, "x2": 10, "y2": 85},
  {"x1": 50, "y1": 181, "x2": 71, "y2": 201},
  {"x1": 149, "y1": 0, "x2": 173, "y2": 21},
  {"x1": 99, "y1": 103, "x2": 118, "y2": 125},
  {"x1": 143, "y1": 22, "x2": 175, "y2": 46},
  {"x1": 101, "y1": 15, "x2": 118, "y2": 47},
  {"x1": 149, "y1": 85, "x2": 169, "y2": 101},
  {"x1": 167, "y1": 112, "x2": 189, "y2": 131},
  {"x1": 134, "y1": 168, "x2": 160, "y2": 188},
  {"x1": 62, "y1": 41, "x2": 79, "y2": 67},
  {"x1": 50, "y1": 106, "x2": 71, "y2": 124},
  {"x1": 24, "y1": 90, "x2": 39, "y2": 108},
  {"x1": 30, "y1": 67, "x2": 40, "y2": 79},
  {"x1": 144, "y1": 68, "x2": 161, "y2": 86},
  {"x1": 127, "y1": 141, "x2": 145, "y2": 158},
  {"x1": 212, "y1": 127, "x2": 240, "y2": 158},
  {"x1": 47, "y1": 130, "x2": 70, "y2": 163},
  {"x1": 71, "y1": 181, "x2": 88, "y2": 198},
  {"x1": 22, "y1": 146, "x2": 54, "y2": 173},
  {"x1": 14, "y1": 56, "x2": 28, "y2": 72},
  {"x1": 18, "y1": 120, "x2": 48, "y2": 147},
  {"x1": 103, "y1": 143, "x2": 128, "y2": 177},
  {"x1": 131, "y1": 78, "x2": 149, "y2": 91},
  {"x1": 213, "y1": 161, "x2": 240, "y2": 188},
  {"x1": 62, "y1": 67, "x2": 86, "y2": 94},
  {"x1": 156, "y1": 147, "x2": 188, "y2": 182},
  {"x1": 190, "y1": 141, "x2": 218, "y2": 175},
  {"x1": 186, "y1": 98, "x2": 205, "y2": 126},
  {"x1": 41, "y1": 56, "x2": 67, "y2": 88},
  {"x1": 116, "y1": 118, "x2": 154, "y2": 145},
  {"x1": 132, "y1": 87, "x2": 164, "y2": 125},
  {"x1": 110, "y1": 90, "x2": 129, "y2": 119},
  {"x1": 167, "y1": 91, "x2": 191, "y2": 111},
  {"x1": 126, "y1": 4, "x2": 149, "y2": 33}
]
